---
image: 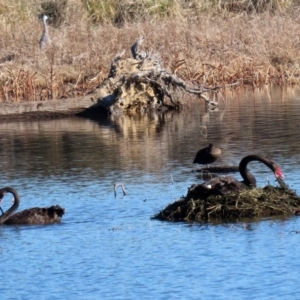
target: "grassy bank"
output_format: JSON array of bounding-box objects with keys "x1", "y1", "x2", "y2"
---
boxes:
[{"x1": 1, "y1": 0, "x2": 300, "y2": 102}]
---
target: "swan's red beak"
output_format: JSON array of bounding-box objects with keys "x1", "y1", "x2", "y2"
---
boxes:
[{"x1": 275, "y1": 167, "x2": 284, "y2": 179}]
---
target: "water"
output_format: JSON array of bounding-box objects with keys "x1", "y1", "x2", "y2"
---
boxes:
[{"x1": 1, "y1": 85, "x2": 300, "y2": 299}]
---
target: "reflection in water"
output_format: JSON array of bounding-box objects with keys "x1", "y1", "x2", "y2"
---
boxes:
[
  {"x1": 0, "y1": 86, "x2": 300, "y2": 299},
  {"x1": 0, "y1": 85, "x2": 300, "y2": 187}
]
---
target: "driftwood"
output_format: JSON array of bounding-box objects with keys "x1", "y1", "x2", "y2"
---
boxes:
[
  {"x1": 0, "y1": 37, "x2": 223, "y2": 119},
  {"x1": 87, "y1": 36, "x2": 221, "y2": 114},
  {"x1": 0, "y1": 96, "x2": 98, "y2": 119}
]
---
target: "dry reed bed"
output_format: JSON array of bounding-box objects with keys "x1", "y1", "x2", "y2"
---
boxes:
[
  {"x1": 153, "y1": 183, "x2": 300, "y2": 222},
  {"x1": 1, "y1": 1, "x2": 300, "y2": 102}
]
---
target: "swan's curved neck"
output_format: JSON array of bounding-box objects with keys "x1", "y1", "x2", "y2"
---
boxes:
[
  {"x1": 0, "y1": 187, "x2": 20, "y2": 224},
  {"x1": 239, "y1": 155, "x2": 277, "y2": 186}
]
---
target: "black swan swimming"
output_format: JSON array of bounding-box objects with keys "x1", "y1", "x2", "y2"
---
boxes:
[
  {"x1": 193, "y1": 144, "x2": 222, "y2": 167},
  {"x1": 189, "y1": 155, "x2": 285, "y2": 197},
  {"x1": 0, "y1": 186, "x2": 65, "y2": 225}
]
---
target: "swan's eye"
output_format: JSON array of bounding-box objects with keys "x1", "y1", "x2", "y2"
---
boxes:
[{"x1": 275, "y1": 167, "x2": 284, "y2": 179}]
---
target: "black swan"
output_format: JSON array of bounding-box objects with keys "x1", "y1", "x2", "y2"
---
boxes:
[
  {"x1": 193, "y1": 144, "x2": 222, "y2": 167},
  {"x1": 189, "y1": 155, "x2": 285, "y2": 197},
  {"x1": 0, "y1": 187, "x2": 65, "y2": 225}
]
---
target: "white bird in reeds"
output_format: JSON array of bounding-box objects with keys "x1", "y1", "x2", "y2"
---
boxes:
[{"x1": 39, "y1": 15, "x2": 51, "y2": 50}]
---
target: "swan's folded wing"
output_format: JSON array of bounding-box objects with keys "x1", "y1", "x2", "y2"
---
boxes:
[
  {"x1": 4, "y1": 205, "x2": 65, "y2": 225},
  {"x1": 188, "y1": 176, "x2": 248, "y2": 199}
]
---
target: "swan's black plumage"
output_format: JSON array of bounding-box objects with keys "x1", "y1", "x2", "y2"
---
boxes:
[
  {"x1": 0, "y1": 187, "x2": 65, "y2": 225},
  {"x1": 192, "y1": 155, "x2": 284, "y2": 197},
  {"x1": 193, "y1": 144, "x2": 222, "y2": 167}
]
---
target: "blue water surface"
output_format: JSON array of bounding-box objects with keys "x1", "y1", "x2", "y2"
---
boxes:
[{"x1": 1, "y1": 86, "x2": 300, "y2": 299}]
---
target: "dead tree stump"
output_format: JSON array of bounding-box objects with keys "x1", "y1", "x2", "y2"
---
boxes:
[{"x1": 88, "y1": 36, "x2": 221, "y2": 115}]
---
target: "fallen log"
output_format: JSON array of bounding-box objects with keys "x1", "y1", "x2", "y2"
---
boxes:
[
  {"x1": 0, "y1": 36, "x2": 225, "y2": 119},
  {"x1": 0, "y1": 95, "x2": 100, "y2": 119},
  {"x1": 90, "y1": 36, "x2": 221, "y2": 114}
]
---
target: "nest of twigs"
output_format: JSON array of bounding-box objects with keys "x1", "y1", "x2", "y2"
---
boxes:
[{"x1": 153, "y1": 183, "x2": 300, "y2": 223}]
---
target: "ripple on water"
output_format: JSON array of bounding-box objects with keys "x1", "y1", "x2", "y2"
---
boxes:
[{"x1": 1, "y1": 91, "x2": 300, "y2": 298}]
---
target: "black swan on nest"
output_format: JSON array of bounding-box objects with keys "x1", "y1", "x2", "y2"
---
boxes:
[
  {"x1": 193, "y1": 144, "x2": 222, "y2": 167},
  {"x1": 0, "y1": 187, "x2": 65, "y2": 225},
  {"x1": 189, "y1": 155, "x2": 285, "y2": 197}
]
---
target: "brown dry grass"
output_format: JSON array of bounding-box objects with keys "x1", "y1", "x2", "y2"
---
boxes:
[{"x1": 1, "y1": 0, "x2": 300, "y2": 102}]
